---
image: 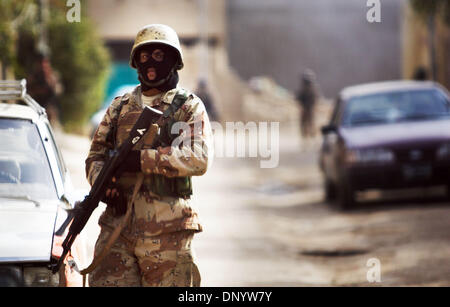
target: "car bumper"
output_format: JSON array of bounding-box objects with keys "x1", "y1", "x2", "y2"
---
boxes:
[{"x1": 345, "y1": 161, "x2": 450, "y2": 190}]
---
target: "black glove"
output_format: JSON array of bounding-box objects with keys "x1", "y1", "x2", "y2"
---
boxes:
[
  {"x1": 101, "y1": 177, "x2": 128, "y2": 217},
  {"x1": 102, "y1": 151, "x2": 141, "y2": 217}
]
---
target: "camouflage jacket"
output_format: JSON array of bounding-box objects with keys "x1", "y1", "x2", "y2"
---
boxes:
[{"x1": 85, "y1": 85, "x2": 213, "y2": 236}]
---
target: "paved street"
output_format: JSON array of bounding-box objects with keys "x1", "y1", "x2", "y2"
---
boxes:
[{"x1": 56, "y1": 126, "x2": 450, "y2": 286}]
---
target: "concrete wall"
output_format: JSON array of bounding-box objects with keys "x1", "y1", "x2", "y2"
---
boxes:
[
  {"x1": 85, "y1": 0, "x2": 244, "y2": 121},
  {"x1": 86, "y1": 0, "x2": 225, "y2": 41},
  {"x1": 226, "y1": 0, "x2": 406, "y2": 97}
]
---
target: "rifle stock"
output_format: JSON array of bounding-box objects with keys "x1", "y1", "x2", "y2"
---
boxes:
[{"x1": 52, "y1": 106, "x2": 163, "y2": 274}]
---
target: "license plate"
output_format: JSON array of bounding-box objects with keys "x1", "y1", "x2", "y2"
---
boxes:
[{"x1": 403, "y1": 164, "x2": 432, "y2": 180}]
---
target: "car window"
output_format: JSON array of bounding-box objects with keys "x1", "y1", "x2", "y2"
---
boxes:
[
  {"x1": 0, "y1": 118, "x2": 57, "y2": 200},
  {"x1": 341, "y1": 89, "x2": 450, "y2": 127},
  {"x1": 44, "y1": 123, "x2": 66, "y2": 182}
]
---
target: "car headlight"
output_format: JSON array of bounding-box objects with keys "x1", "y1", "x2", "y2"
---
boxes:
[
  {"x1": 436, "y1": 143, "x2": 450, "y2": 160},
  {"x1": 345, "y1": 148, "x2": 395, "y2": 164},
  {"x1": 23, "y1": 266, "x2": 59, "y2": 287}
]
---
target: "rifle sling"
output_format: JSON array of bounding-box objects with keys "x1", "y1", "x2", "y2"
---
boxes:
[{"x1": 80, "y1": 173, "x2": 144, "y2": 286}]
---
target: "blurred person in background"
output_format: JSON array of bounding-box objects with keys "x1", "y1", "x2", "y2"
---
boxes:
[
  {"x1": 296, "y1": 69, "x2": 320, "y2": 142},
  {"x1": 85, "y1": 24, "x2": 212, "y2": 287},
  {"x1": 195, "y1": 79, "x2": 219, "y2": 122},
  {"x1": 17, "y1": 30, "x2": 62, "y2": 126},
  {"x1": 412, "y1": 66, "x2": 429, "y2": 81},
  {"x1": 28, "y1": 53, "x2": 62, "y2": 126}
]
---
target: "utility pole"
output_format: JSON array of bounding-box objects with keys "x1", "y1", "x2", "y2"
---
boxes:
[
  {"x1": 1, "y1": 62, "x2": 6, "y2": 81},
  {"x1": 38, "y1": 0, "x2": 50, "y2": 58},
  {"x1": 198, "y1": 0, "x2": 209, "y2": 83},
  {"x1": 427, "y1": 14, "x2": 437, "y2": 81}
]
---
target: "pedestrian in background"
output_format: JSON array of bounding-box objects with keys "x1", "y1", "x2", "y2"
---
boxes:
[
  {"x1": 195, "y1": 79, "x2": 219, "y2": 122},
  {"x1": 296, "y1": 69, "x2": 320, "y2": 142}
]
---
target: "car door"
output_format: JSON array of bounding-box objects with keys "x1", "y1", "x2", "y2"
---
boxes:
[{"x1": 321, "y1": 97, "x2": 342, "y2": 182}]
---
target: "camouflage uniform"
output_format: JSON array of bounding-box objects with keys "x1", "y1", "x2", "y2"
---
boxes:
[{"x1": 85, "y1": 85, "x2": 212, "y2": 286}]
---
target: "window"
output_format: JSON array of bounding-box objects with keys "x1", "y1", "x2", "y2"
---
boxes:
[
  {"x1": 44, "y1": 123, "x2": 66, "y2": 182},
  {"x1": 0, "y1": 119, "x2": 57, "y2": 199},
  {"x1": 342, "y1": 89, "x2": 450, "y2": 127}
]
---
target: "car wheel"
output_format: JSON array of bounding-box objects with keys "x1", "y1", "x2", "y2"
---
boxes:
[
  {"x1": 337, "y1": 178, "x2": 356, "y2": 210},
  {"x1": 0, "y1": 268, "x2": 23, "y2": 287},
  {"x1": 324, "y1": 178, "x2": 337, "y2": 201}
]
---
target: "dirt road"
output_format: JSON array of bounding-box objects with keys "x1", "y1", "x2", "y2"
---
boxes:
[{"x1": 56, "y1": 127, "x2": 450, "y2": 286}]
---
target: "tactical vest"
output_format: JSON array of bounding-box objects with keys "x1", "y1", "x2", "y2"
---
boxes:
[{"x1": 111, "y1": 89, "x2": 193, "y2": 198}]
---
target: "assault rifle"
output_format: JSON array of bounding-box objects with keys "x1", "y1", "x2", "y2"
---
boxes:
[{"x1": 51, "y1": 105, "x2": 163, "y2": 274}]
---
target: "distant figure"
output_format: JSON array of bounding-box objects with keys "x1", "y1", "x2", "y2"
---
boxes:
[
  {"x1": 412, "y1": 67, "x2": 429, "y2": 81},
  {"x1": 195, "y1": 79, "x2": 219, "y2": 121},
  {"x1": 296, "y1": 69, "x2": 319, "y2": 139},
  {"x1": 27, "y1": 53, "x2": 62, "y2": 126},
  {"x1": 16, "y1": 29, "x2": 62, "y2": 125}
]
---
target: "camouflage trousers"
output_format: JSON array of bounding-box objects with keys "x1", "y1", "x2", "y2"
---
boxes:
[{"x1": 88, "y1": 215, "x2": 201, "y2": 287}]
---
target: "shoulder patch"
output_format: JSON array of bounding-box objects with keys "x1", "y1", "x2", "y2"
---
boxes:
[
  {"x1": 121, "y1": 94, "x2": 130, "y2": 103},
  {"x1": 110, "y1": 96, "x2": 123, "y2": 108}
]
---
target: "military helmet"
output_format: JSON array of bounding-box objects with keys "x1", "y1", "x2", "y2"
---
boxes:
[
  {"x1": 302, "y1": 69, "x2": 316, "y2": 82},
  {"x1": 130, "y1": 24, "x2": 184, "y2": 70}
]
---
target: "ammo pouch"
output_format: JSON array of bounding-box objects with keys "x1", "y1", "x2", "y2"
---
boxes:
[
  {"x1": 110, "y1": 89, "x2": 193, "y2": 199},
  {"x1": 146, "y1": 174, "x2": 192, "y2": 198},
  {"x1": 146, "y1": 104, "x2": 193, "y2": 198}
]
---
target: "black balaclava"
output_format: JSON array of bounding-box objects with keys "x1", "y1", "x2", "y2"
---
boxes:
[{"x1": 134, "y1": 43, "x2": 179, "y2": 92}]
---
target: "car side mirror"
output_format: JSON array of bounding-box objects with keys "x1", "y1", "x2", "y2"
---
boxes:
[{"x1": 321, "y1": 125, "x2": 337, "y2": 135}]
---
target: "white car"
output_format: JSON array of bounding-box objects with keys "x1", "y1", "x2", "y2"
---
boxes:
[{"x1": 0, "y1": 80, "x2": 86, "y2": 287}]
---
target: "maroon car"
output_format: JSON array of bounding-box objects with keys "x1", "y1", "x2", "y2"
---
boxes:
[{"x1": 319, "y1": 81, "x2": 450, "y2": 209}]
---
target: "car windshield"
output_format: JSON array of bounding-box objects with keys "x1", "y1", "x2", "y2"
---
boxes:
[
  {"x1": 342, "y1": 89, "x2": 450, "y2": 127},
  {"x1": 0, "y1": 118, "x2": 57, "y2": 200}
]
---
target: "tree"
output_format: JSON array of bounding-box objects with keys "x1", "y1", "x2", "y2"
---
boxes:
[
  {"x1": 0, "y1": 0, "x2": 37, "y2": 78},
  {"x1": 47, "y1": 10, "x2": 110, "y2": 132},
  {"x1": 0, "y1": 0, "x2": 110, "y2": 132}
]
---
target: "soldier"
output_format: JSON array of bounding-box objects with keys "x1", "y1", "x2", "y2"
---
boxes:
[
  {"x1": 195, "y1": 79, "x2": 219, "y2": 122},
  {"x1": 296, "y1": 69, "x2": 319, "y2": 140},
  {"x1": 85, "y1": 24, "x2": 213, "y2": 287}
]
